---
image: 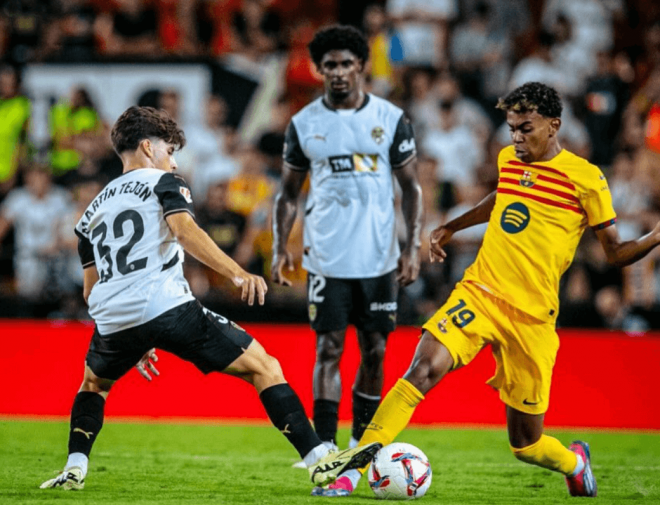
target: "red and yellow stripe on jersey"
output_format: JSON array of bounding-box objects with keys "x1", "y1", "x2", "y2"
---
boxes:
[{"x1": 462, "y1": 145, "x2": 617, "y2": 323}]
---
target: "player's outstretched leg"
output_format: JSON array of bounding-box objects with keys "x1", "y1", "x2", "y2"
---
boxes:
[
  {"x1": 311, "y1": 332, "x2": 453, "y2": 497},
  {"x1": 41, "y1": 367, "x2": 111, "y2": 490}
]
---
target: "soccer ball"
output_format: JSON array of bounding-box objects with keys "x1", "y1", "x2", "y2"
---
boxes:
[{"x1": 368, "y1": 443, "x2": 432, "y2": 500}]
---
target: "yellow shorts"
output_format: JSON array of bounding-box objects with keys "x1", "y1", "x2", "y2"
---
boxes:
[{"x1": 423, "y1": 281, "x2": 559, "y2": 415}]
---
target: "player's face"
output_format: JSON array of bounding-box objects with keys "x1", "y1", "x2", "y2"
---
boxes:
[
  {"x1": 149, "y1": 138, "x2": 178, "y2": 172},
  {"x1": 506, "y1": 110, "x2": 560, "y2": 163},
  {"x1": 319, "y1": 50, "x2": 363, "y2": 102}
]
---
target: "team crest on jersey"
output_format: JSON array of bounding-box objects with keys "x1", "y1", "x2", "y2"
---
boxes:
[
  {"x1": 519, "y1": 170, "x2": 536, "y2": 188},
  {"x1": 501, "y1": 202, "x2": 530, "y2": 234},
  {"x1": 179, "y1": 186, "x2": 193, "y2": 203},
  {"x1": 371, "y1": 126, "x2": 385, "y2": 144},
  {"x1": 309, "y1": 303, "x2": 317, "y2": 322}
]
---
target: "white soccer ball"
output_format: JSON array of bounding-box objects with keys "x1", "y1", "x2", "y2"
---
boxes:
[{"x1": 368, "y1": 442, "x2": 432, "y2": 500}]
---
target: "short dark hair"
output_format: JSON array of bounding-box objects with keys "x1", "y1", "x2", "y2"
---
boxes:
[
  {"x1": 496, "y1": 82, "x2": 563, "y2": 118},
  {"x1": 110, "y1": 106, "x2": 186, "y2": 154},
  {"x1": 308, "y1": 25, "x2": 369, "y2": 67}
]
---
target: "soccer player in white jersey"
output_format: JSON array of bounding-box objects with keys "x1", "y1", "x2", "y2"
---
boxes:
[
  {"x1": 40, "y1": 106, "x2": 381, "y2": 491},
  {"x1": 272, "y1": 25, "x2": 423, "y2": 469}
]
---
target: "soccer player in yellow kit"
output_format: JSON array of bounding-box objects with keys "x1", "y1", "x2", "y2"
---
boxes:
[{"x1": 311, "y1": 82, "x2": 660, "y2": 498}]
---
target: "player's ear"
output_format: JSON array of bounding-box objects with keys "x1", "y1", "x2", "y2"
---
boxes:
[
  {"x1": 140, "y1": 138, "x2": 154, "y2": 158},
  {"x1": 548, "y1": 117, "x2": 561, "y2": 137}
]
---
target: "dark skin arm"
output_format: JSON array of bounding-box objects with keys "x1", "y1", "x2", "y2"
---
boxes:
[
  {"x1": 271, "y1": 163, "x2": 307, "y2": 286},
  {"x1": 595, "y1": 222, "x2": 660, "y2": 268},
  {"x1": 393, "y1": 157, "x2": 423, "y2": 286},
  {"x1": 429, "y1": 190, "x2": 496, "y2": 263}
]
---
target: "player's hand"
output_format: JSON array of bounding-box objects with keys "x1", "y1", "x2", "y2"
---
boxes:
[
  {"x1": 397, "y1": 247, "x2": 421, "y2": 286},
  {"x1": 429, "y1": 226, "x2": 454, "y2": 263},
  {"x1": 270, "y1": 249, "x2": 294, "y2": 287},
  {"x1": 135, "y1": 348, "x2": 159, "y2": 381},
  {"x1": 233, "y1": 271, "x2": 268, "y2": 306}
]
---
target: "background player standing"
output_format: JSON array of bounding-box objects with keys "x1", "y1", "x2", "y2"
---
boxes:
[
  {"x1": 40, "y1": 106, "x2": 380, "y2": 491},
  {"x1": 272, "y1": 25, "x2": 422, "y2": 452},
  {"x1": 312, "y1": 82, "x2": 660, "y2": 497}
]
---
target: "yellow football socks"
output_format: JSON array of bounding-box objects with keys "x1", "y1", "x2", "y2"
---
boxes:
[
  {"x1": 355, "y1": 378, "x2": 425, "y2": 473},
  {"x1": 511, "y1": 435, "x2": 578, "y2": 475}
]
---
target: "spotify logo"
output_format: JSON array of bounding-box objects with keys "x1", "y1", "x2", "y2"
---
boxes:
[{"x1": 501, "y1": 202, "x2": 530, "y2": 233}]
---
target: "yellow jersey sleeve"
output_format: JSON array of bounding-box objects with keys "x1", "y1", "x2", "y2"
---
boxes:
[{"x1": 577, "y1": 164, "x2": 617, "y2": 229}]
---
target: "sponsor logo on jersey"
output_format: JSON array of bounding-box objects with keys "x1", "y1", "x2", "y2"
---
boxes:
[
  {"x1": 501, "y1": 202, "x2": 530, "y2": 234},
  {"x1": 370, "y1": 302, "x2": 397, "y2": 312},
  {"x1": 309, "y1": 303, "x2": 317, "y2": 322},
  {"x1": 328, "y1": 154, "x2": 378, "y2": 173},
  {"x1": 313, "y1": 134, "x2": 326, "y2": 142},
  {"x1": 371, "y1": 126, "x2": 385, "y2": 144},
  {"x1": 398, "y1": 138, "x2": 416, "y2": 153},
  {"x1": 437, "y1": 317, "x2": 448, "y2": 334},
  {"x1": 179, "y1": 186, "x2": 193, "y2": 203},
  {"x1": 230, "y1": 321, "x2": 245, "y2": 332},
  {"x1": 519, "y1": 170, "x2": 536, "y2": 188}
]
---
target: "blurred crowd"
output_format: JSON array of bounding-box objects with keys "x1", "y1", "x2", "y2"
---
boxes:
[{"x1": 1, "y1": 0, "x2": 660, "y2": 331}]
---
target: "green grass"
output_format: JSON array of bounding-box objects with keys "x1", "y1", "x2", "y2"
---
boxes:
[{"x1": 1, "y1": 420, "x2": 659, "y2": 504}]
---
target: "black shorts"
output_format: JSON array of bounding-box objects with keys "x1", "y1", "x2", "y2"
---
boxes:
[
  {"x1": 307, "y1": 270, "x2": 398, "y2": 334},
  {"x1": 86, "y1": 300, "x2": 254, "y2": 380}
]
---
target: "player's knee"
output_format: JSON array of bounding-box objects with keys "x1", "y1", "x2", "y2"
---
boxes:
[
  {"x1": 259, "y1": 354, "x2": 285, "y2": 383},
  {"x1": 80, "y1": 366, "x2": 113, "y2": 394},
  {"x1": 361, "y1": 342, "x2": 386, "y2": 371},
  {"x1": 316, "y1": 338, "x2": 344, "y2": 364},
  {"x1": 404, "y1": 355, "x2": 445, "y2": 394}
]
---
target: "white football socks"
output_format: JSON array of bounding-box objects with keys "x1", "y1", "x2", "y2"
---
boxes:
[
  {"x1": 65, "y1": 452, "x2": 88, "y2": 476},
  {"x1": 304, "y1": 444, "x2": 331, "y2": 468},
  {"x1": 340, "y1": 469, "x2": 361, "y2": 489}
]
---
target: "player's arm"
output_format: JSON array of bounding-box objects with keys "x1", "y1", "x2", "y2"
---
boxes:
[
  {"x1": 272, "y1": 120, "x2": 310, "y2": 286},
  {"x1": 271, "y1": 163, "x2": 306, "y2": 286},
  {"x1": 393, "y1": 157, "x2": 423, "y2": 286},
  {"x1": 429, "y1": 190, "x2": 496, "y2": 263},
  {"x1": 83, "y1": 266, "x2": 99, "y2": 304},
  {"x1": 595, "y1": 223, "x2": 660, "y2": 268},
  {"x1": 166, "y1": 211, "x2": 267, "y2": 306}
]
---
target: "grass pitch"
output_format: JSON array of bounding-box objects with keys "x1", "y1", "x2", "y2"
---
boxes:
[{"x1": 0, "y1": 420, "x2": 658, "y2": 504}]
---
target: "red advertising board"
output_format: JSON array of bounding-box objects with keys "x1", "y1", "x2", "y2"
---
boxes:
[{"x1": 1, "y1": 320, "x2": 658, "y2": 430}]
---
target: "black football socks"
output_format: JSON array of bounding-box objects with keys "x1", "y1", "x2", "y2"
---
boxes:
[
  {"x1": 68, "y1": 391, "x2": 105, "y2": 457},
  {"x1": 260, "y1": 383, "x2": 322, "y2": 459},
  {"x1": 352, "y1": 390, "x2": 380, "y2": 442},
  {"x1": 313, "y1": 398, "x2": 339, "y2": 446}
]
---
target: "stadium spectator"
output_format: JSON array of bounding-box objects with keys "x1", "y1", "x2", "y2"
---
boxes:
[
  {"x1": 41, "y1": 1, "x2": 97, "y2": 62},
  {"x1": 583, "y1": 50, "x2": 630, "y2": 167},
  {"x1": 450, "y1": 1, "x2": 511, "y2": 105},
  {"x1": 177, "y1": 94, "x2": 239, "y2": 203},
  {"x1": 362, "y1": 4, "x2": 395, "y2": 97},
  {"x1": 272, "y1": 25, "x2": 422, "y2": 457},
  {"x1": 0, "y1": 164, "x2": 71, "y2": 312},
  {"x1": 0, "y1": 65, "x2": 30, "y2": 198},
  {"x1": 49, "y1": 86, "x2": 108, "y2": 184},
  {"x1": 386, "y1": 0, "x2": 458, "y2": 67},
  {"x1": 93, "y1": 0, "x2": 160, "y2": 57},
  {"x1": 421, "y1": 97, "x2": 483, "y2": 194}
]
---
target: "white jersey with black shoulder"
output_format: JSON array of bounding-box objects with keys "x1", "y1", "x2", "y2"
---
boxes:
[
  {"x1": 75, "y1": 169, "x2": 195, "y2": 334},
  {"x1": 284, "y1": 93, "x2": 416, "y2": 278}
]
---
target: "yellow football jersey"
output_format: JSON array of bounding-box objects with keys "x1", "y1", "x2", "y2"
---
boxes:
[{"x1": 462, "y1": 145, "x2": 617, "y2": 323}]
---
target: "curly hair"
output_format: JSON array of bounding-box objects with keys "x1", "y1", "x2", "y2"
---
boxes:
[
  {"x1": 111, "y1": 106, "x2": 186, "y2": 154},
  {"x1": 496, "y1": 82, "x2": 563, "y2": 118},
  {"x1": 308, "y1": 25, "x2": 369, "y2": 67}
]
